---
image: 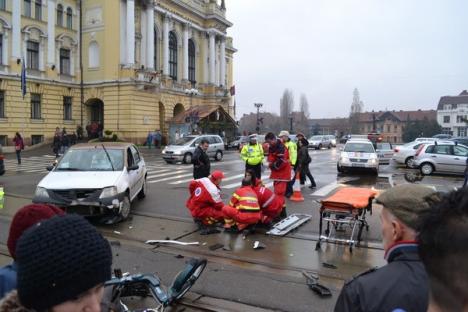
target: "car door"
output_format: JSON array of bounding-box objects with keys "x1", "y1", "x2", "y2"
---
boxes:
[
  {"x1": 130, "y1": 145, "x2": 145, "y2": 192},
  {"x1": 126, "y1": 148, "x2": 139, "y2": 200},
  {"x1": 207, "y1": 136, "x2": 217, "y2": 157},
  {"x1": 451, "y1": 145, "x2": 468, "y2": 174},
  {"x1": 429, "y1": 145, "x2": 453, "y2": 172}
]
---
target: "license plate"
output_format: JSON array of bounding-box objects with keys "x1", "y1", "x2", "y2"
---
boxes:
[{"x1": 352, "y1": 163, "x2": 365, "y2": 167}]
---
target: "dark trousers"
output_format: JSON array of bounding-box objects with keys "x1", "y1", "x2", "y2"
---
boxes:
[
  {"x1": 15, "y1": 150, "x2": 21, "y2": 164},
  {"x1": 286, "y1": 164, "x2": 297, "y2": 197},
  {"x1": 463, "y1": 171, "x2": 468, "y2": 187},
  {"x1": 300, "y1": 164, "x2": 316, "y2": 187},
  {"x1": 246, "y1": 163, "x2": 262, "y2": 179}
]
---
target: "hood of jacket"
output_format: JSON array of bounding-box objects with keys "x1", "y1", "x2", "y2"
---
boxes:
[{"x1": 0, "y1": 291, "x2": 34, "y2": 312}]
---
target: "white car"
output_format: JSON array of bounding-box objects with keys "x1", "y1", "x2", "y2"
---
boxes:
[
  {"x1": 337, "y1": 139, "x2": 379, "y2": 174},
  {"x1": 33, "y1": 142, "x2": 147, "y2": 223},
  {"x1": 309, "y1": 135, "x2": 332, "y2": 150},
  {"x1": 393, "y1": 141, "x2": 436, "y2": 168},
  {"x1": 413, "y1": 141, "x2": 468, "y2": 176}
]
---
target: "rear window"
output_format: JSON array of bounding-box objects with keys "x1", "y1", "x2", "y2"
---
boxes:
[
  {"x1": 376, "y1": 143, "x2": 391, "y2": 150},
  {"x1": 344, "y1": 142, "x2": 375, "y2": 153}
]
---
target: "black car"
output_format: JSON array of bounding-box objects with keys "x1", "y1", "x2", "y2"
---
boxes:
[
  {"x1": 0, "y1": 145, "x2": 4, "y2": 176},
  {"x1": 449, "y1": 137, "x2": 468, "y2": 146}
]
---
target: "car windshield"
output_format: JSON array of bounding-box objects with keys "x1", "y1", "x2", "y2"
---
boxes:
[
  {"x1": 311, "y1": 136, "x2": 322, "y2": 140},
  {"x1": 56, "y1": 148, "x2": 124, "y2": 171},
  {"x1": 344, "y1": 143, "x2": 375, "y2": 153},
  {"x1": 175, "y1": 136, "x2": 196, "y2": 145},
  {"x1": 376, "y1": 143, "x2": 391, "y2": 150}
]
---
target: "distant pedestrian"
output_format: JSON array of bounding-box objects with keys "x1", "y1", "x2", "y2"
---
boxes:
[
  {"x1": 76, "y1": 125, "x2": 83, "y2": 141},
  {"x1": 240, "y1": 134, "x2": 264, "y2": 179},
  {"x1": 192, "y1": 139, "x2": 210, "y2": 179},
  {"x1": 297, "y1": 138, "x2": 316, "y2": 188},
  {"x1": 12, "y1": 133, "x2": 24, "y2": 165},
  {"x1": 146, "y1": 131, "x2": 154, "y2": 149},
  {"x1": 463, "y1": 157, "x2": 468, "y2": 187},
  {"x1": 61, "y1": 128, "x2": 70, "y2": 154},
  {"x1": 154, "y1": 130, "x2": 162, "y2": 149},
  {"x1": 52, "y1": 131, "x2": 62, "y2": 158},
  {"x1": 175, "y1": 130, "x2": 181, "y2": 143}
]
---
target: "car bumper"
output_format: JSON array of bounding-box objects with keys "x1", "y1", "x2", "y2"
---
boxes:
[
  {"x1": 162, "y1": 154, "x2": 184, "y2": 161},
  {"x1": 339, "y1": 161, "x2": 379, "y2": 170}
]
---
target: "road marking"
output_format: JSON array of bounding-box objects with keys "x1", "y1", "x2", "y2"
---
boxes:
[
  {"x1": 220, "y1": 174, "x2": 245, "y2": 182},
  {"x1": 222, "y1": 175, "x2": 271, "y2": 189},
  {"x1": 148, "y1": 172, "x2": 194, "y2": 184},
  {"x1": 310, "y1": 181, "x2": 338, "y2": 197},
  {"x1": 147, "y1": 170, "x2": 188, "y2": 180}
]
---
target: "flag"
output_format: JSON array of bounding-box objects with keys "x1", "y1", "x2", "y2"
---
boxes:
[
  {"x1": 21, "y1": 58, "x2": 26, "y2": 99},
  {"x1": 229, "y1": 85, "x2": 235, "y2": 96}
]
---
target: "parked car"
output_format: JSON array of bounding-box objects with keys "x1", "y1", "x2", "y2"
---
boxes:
[
  {"x1": 308, "y1": 135, "x2": 332, "y2": 150},
  {"x1": 0, "y1": 145, "x2": 4, "y2": 176},
  {"x1": 326, "y1": 135, "x2": 337, "y2": 147},
  {"x1": 449, "y1": 137, "x2": 468, "y2": 146},
  {"x1": 162, "y1": 134, "x2": 225, "y2": 164},
  {"x1": 415, "y1": 137, "x2": 440, "y2": 142},
  {"x1": 337, "y1": 139, "x2": 379, "y2": 174},
  {"x1": 228, "y1": 136, "x2": 248, "y2": 150},
  {"x1": 432, "y1": 133, "x2": 452, "y2": 140},
  {"x1": 392, "y1": 141, "x2": 429, "y2": 168},
  {"x1": 375, "y1": 142, "x2": 393, "y2": 165},
  {"x1": 33, "y1": 143, "x2": 147, "y2": 222},
  {"x1": 413, "y1": 141, "x2": 468, "y2": 176},
  {"x1": 239, "y1": 134, "x2": 266, "y2": 151},
  {"x1": 340, "y1": 135, "x2": 351, "y2": 144}
]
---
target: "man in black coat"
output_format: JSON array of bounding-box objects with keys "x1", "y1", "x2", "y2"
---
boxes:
[
  {"x1": 334, "y1": 184, "x2": 441, "y2": 312},
  {"x1": 192, "y1": 139, "x2": 210, "y2": 179}
]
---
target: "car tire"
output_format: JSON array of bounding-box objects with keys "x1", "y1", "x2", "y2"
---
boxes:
[
  {"x1": 373, "y1": 168, "x2": 379, "y2": 176},
  {"x1": 420, "y1": 163, "x2": 434, "y2": 176},
  {"x1": 328, "y1": 144, "x2": 331, "y2": 149},
  {"x1": 183, "y1": 153, "x2": 192, "y2": 164},
  {"x1": 165, "y1": 160, "x2": 174, "y2": 164},
  {"x1": 337, "y1": 164, "x2": 343, "y2": 173},
  {"x1": 405, "y1": 157, "x2": 414, "y2": 168},
  {"x1": 215, "y1": 151, "x2": 223, "y2": 161},
  {"x1": 119, "y1": 195, "x2": 131, "y2": 220},
  {"x1": 138, "y1": 178, "x2": 147, "y2": 199}
]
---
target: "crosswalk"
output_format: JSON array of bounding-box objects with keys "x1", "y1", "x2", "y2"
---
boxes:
[{"x1": 3, "y1": 155, "x2": 57, "y2": 174}]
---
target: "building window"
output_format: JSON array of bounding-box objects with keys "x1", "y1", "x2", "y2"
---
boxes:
[
  {"x1": 387, "y1": 125, "x2": 391, "y2": 132},
  {"x1": 458, "y1": 127, "x2": 467, "y2": 137},
  {"x1": 0, "y1": 0, "x2": 5, "y2": 11},
  {"x1": 56, "y1": 4, "x2": 63, "y2": 27},
  {"x1": 188, "y1": 39, "x2": 196, "y2": 84},
  {"x1": 443, "y1": 116, "x2": 450, "y2": 123},
  {"x1": 35, "y1": 0, "x2": 42, "y2": 20},
  {"x1": 153, "y1": 27, "x2": 157, "y2": 69},
  {"x1": 442, "y1": 127, "x2": 452, "y2": 135},
  {"x1": 31, "y1": 135, "x2": 43, "y2": 145},
  {"x1": 24, "y1": 0, "x2": 32, "y2": 17},
  {"x1": 66, "y1": 7, "x2": 73, "y2": 29},
  {"x1": 0, "y1": 34, "x2": 3, "y2": 65},
  {"x1": 0, "y1": 135, "x2": 6, "y2": 146},
  {"x1": 88, "y1": 41, "x2": 99, "y2": 68},
  {"x1": 443, "y1": 104, "x2": 452, "y2": 110},
  {"x1": 63, "y1": 96, "x2": 72, "y2": 120},
  {"x1": 30, "y1": 93, "x2": 41, "y2": 119},
  {"x1": 0, "y1": 91, "x2": 4, "y2": 118},
  {"x1": 59, "y1": 48, "x2": 70, "y2": 75},
  {"x1": 457, "y1": 115, "x2": 466, "y2": 123},
  {"x1": 26, "y1": 41, "x2": 39, "y2": 70},
  {"x1": 169, "y1": 31, "x2": 177, "y2": 80}
]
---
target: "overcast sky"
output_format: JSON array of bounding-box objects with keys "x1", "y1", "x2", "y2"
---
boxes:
[{"x1": 226, "y1": 0, "x2": 468, "y2": 119}]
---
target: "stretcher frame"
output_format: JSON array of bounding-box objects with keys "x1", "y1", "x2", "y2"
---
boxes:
[{"x1": 315, "y1": 192, "x2": 374, "y2": 253}]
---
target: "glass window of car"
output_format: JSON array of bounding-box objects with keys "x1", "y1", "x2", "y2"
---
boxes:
[
  {"x1": 127, "y1": 148, "x2": 135, "y2": 167},
  {"x1": 176, "y1": 136, "x2": 196, "y2": 145},
  {"x1": 376, "y1": 143, "x2": 392, "y2": 150},
  {"x1": 215, "y1": 136, "x2": 223, "y2": 144},
  {"x1": 310, "y1": 135, "x2": 323, "y2": 140},
  {"x1": 453, "y1": 145, "x2": 468, "y2": 157},
  {"x1": 130, "y1": 146, "x2": 140, "y2": 164},
  {"x1": 207, "y1": 136, "x2": 217, "y2": 144},
  {"x1": 412, "y1": 143, "x2": 422, "y2": 150},
  {"x1": 344, "y1": 142, "x2": 375, "y2": 153},
  {"x1": 56, "y1": 148, "x2": 124, "y2": 171},
  {"x1": 429, "y1": 145, "x2": 452, "y2": 155}
]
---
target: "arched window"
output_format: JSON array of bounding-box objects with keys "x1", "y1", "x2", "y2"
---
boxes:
[
  {"x1": 88, "y1": 41, "x2": 99, "y2": 68},
  {"x1": 188, "y1": 39, "x2": 196, "y2": 85},
  {"x1": 66, "y1": 7, "x2": 72, "y2": 29},
  {"x1": 35, "y1": 0, "x2": 42, "y2": 20},
  {"x1": 56, "y1": 4, "x2": 63, "y2": 27},
  {"x1": 153, "y1": 27, "x2": 157, "y2": 69},
  {"x1": 169, "y1": 31, "x2": 177, "y2": 80}
]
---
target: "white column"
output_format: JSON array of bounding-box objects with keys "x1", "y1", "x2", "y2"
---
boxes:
[
  {"x1": 39, "y1": 40, "x2": 45, "y2": 71},
  {"x1": 22, "y1": 38, "x2": 28, "y2": 67},
  {"x1": 208, "y1": 31, "x2": 215, "y2": 84},
  {"x1": 146, "y1": 5, "x2": 155, "y2": 69},
  {"x1": 126, "y1": 0, "x2": 135, "y2": 65},
  {"x1": 2, "y1": 32, "x2": 9, "y2": 66},
  {"x1": 70, "y1": 49, "x2": 75, "y2": 75},
  {"x1": 47, "y1": 0, "x2": 56, "y2": 66},
  {"x1": 162, "y1": 14, "x2": 169, "y2": 75},
  {"x1": 12, "y1": 0, "x2": 21, "y2": 59},
  {"x1": 182, "y1": 24, "x2": 189, "y2": 81},
  {"x1": 203, "y1": 33, "x2": 209, "y2": 83},
  {"x1": 220, "y1": 38, "x2": 226, "y2": 87}
]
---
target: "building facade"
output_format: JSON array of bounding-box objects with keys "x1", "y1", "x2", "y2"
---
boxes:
[
  {"x1": 437, "y1": 90, "x2": 468, "y2": 137},
  {"x1": 0, "y1": 0, "x2": 236, "y2": 146}
]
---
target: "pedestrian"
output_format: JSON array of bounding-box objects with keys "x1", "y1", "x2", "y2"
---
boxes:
[
  {"x1": 52, "y1": 130, "x2": 62, "y2": 158},
  {"x1": 223, "y1": 178, "x2": 262, "y2": 232},
  {"x1": 418, "y1": 188, "x2": 468, "y2": 312},
  {"x1": 12, "y1": 133, "x2": 24, "y2": 165},
  {"x1": 76, "y1": 125, "x2": 83, "y2": 141},
  {"x1": 0, "y1": 204, "x2": 64, "y2": 299},
  {"x1": 240, "y1": 134, "x2": 264, "y2": 179},
  {"x1": 186, "y1": 170, "x2": 225, "y2": 233},
  {"x1": 154, "y1": 130, "x2": 162, "y2": 149},
  {"x1": 175, "y1": 129, "x2": 181, "y2": 143},
  {"x1": 146, "y1": 131, "x2": 154, "y2": 149},
  {"x1": 297, "y1": 138, "x2": 316, "y2": 188},
  {"x1": 265, "y1": 132, "x2": 291, "y2": 201},
  {"x1": 192, "y1": 139, "x2": 210, "y2": 179},
  {"x1": 334, "y1": 184, "x2": 441, "y2": 312},
  {"x1": 463, "y1": 157, "x2": 468, "y2": 187},
  {"x1": 278, "y1": 131, "x2": 297, "y2": 198},
  {"x1": 61, "y1": 128, "x2": 70, "y2": 154},
  {"x1": 0, "y1": 214, "x2": 112, "y2": 312}
]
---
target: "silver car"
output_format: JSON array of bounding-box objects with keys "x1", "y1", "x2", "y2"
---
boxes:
[
  {"x1": 337, "y1": 139, "x2": 379, "y2": 174},
  {"x1": 375, "y1": 142, "x2": 393, "y2": 165},
  {"x1": 308, "y1": 135, "x2": 332, "y2": 150},
  {"x1": 162, "y1": 135, "x2": 225, "y2": 164},
  {"x1": 413, "y1": 141, "x2": 468, "y2": 175}
]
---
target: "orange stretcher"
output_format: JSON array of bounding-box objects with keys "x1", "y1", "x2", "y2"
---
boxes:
[{"x1": 315, "y1": 187, "x2": 377, "y2": 253}]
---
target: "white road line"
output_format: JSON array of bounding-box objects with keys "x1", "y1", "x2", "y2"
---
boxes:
[
  {"x1": 147, "y1": 170, "x2": 187, "y2": 180},
  {"x1": 148, "y1": 172, "x2": 194, "y2": 184},
  {"x1": 222, "y1": 175, "x2": 271, "y2": 189},
  {"x1": 220, "y1": 174, "x2": 245, "y2": 182},
  {"x1": 169, "y1": 177, "x2": 194, "y2": 185},
  {"x1": 310, "y1": 181, "x2": 338, "y2": 197},
  {"x1": 146, "y1": 168, "x2": 173, "y2": 177}
]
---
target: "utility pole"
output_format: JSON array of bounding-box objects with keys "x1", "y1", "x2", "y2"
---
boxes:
[
  {"x1": 289, "y1": 114, "x2": 293, "y2": 132},
  {"x1": 254, "y1": 103, "x2": 263, "y2": 133}
]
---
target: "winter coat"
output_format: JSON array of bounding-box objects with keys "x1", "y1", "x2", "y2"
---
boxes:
[
  {"x1": 12, "y1": 137, "x2": 24, "y2": 151},
  {"x1": 0, "y1": 262, "x2": 17, "y2": 300},
  {"x1": 192, "y1": 146, "x2": 210, "y2": 179},
  {"x1": 0, "y1": 291, "x2": 32, "y2": 312},
  {"x1": 296, "y1": 146, "x2": 311, "y2": 171},
  {"x1": 267, "y1": 139, "x2": 292, "y2": 181}
]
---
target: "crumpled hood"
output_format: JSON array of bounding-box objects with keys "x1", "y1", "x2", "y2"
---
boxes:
[{"x1": 38, "y1": 171, "x2": 123, "y2": 189}]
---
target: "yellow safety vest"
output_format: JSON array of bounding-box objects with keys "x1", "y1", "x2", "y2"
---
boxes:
[
  {"x1": 286, "y1": 141, "x2": 297, "y2": 165},
  {"x1": 0, "y1": 186, "x2": 4, "y2": 209},
  {"x1": 240, "y1": 143, "x2": 264, "y2": 165}
]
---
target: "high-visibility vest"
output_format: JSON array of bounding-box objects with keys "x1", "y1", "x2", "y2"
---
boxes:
[
  {"x1": 240, "y1": 143, "x2": 264, "y2": 165},
  {"x1": 229, "y1": 186, "x2": 260, "y2": 212},
  {"x1": 285, "y1": 141, "x2": 297, "y2": 165},
  {"x1": 0, "y1": 186, "x2": 4, "y2": 209}
]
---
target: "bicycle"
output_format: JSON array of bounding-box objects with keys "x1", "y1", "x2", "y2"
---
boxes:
[{"x1": 104, "y1": 258, "x2": 207, "y2": 312}]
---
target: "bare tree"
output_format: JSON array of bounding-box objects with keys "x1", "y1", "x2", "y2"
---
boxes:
[
  {"x1": 299, "y1": 94, "x2": 310, "y2": 118},
  {"x1": 349, "y1": 88, "x2": 364, "y2": 133},
  {"x1": 280, "y1": 89, "x2": 294, "y2": 129}
]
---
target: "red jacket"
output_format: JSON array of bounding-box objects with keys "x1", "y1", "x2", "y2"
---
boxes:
[
  {"x1": 267, "y1": 139, "x2": 292, "y2": 181},
  {"x1": 186, "y1": 177, "x2": 224, "y2": 211},
  {"x1": 253, "y1": 185, "x2": 280, "y2": 209},
  {"x1": 229, "y1": 186, "x2": 260, "y2": 212}
]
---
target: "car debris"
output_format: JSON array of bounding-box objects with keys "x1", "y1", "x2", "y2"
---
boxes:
[
  {"x1": 302, "y1": 270, "x2": 332, "y2": 297},
  {"x1": 267, "y1": 213, "x2": 312, "y2": 236},
  {"x1": 253, "y1": 241, "x2": 266, "y2": 249},
  {"x1": 113, "y1": 231, "x2": 122, "y2": 235},
  {"x1": 322, "y1": 262, "x2": 338, "y2": 269},
  {"x1": 209, "y1": 243, "x2": 224, "y2": 251},
  {"x1": 145, "y1": 240, "x2": 199, "y2": 246}
]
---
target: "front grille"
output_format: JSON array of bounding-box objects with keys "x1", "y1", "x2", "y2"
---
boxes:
[
  {"x1": 165, "y1": 151, "x2": 174, "y2": 154},
  {"x1": 53, "y1": 189, "x2": 101, "y2": 201},
  {"x1": 350, "y1": 158, "x2": 368, "y2": 163}
]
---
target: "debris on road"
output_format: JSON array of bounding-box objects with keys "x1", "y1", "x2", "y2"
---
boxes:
[
  {"x1": 253, "y1": 241, "x2": 266, "y2": 249},
  {"x1": 113, "y1": 231, "x2": 122, "y2": 235},
  {"x1": 209, "y1": 243, "x2": 224, "y2": 251},
  {"x1": 302, "y1": 270, "x2": 332, "y2": 298},
  {"x1": 145, "y1": 240, "x2": 199, "y2": 246},
  {"x1": 200, "y1": 227, "x2": 221, "y2": 235},
  {"x1": 322, "y1": 262, "x2": 338, "y2": 269},
  {"x1": 266, "y1": 213, "x2": 312, "y2": 236}
]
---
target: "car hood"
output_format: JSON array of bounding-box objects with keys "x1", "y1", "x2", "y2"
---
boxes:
[
  {"x1": 38, "y1": 171, "x2": 123, "y2": 189},
  {"x1": 310, "y1": 139, "x2": 322, "y2": 144}
]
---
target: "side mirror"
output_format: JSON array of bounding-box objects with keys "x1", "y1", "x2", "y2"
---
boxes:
[
  {"x1": 127, "y1": 165, "x2": 139, "y2": 171},
  {"x1": 46, "y1": 165, "x2": 54, "y2": 171}
]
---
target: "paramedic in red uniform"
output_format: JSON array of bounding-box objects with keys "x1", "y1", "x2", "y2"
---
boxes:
[
  {"x1": 265, "y1": 132, "x2": 291, "y2": 198},
  {"x1": 223, "y1": 178, "x2": 262, "y2": 231},
  {"x1": 186, "y1": 170, "x2": 225, "y2": 227}
]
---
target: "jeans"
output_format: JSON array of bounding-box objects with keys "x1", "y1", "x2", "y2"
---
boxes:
[
  {"x1": 15, "y1": 150, "x2": 21, "y2": 164},
  {"x1": 463, "y1": 171, "x2": 468, "y2": 187}
]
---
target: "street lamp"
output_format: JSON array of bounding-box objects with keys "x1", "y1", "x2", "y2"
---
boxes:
[
  {"x1": 254, "y1": 103, "x2": 263, "y2": 133},
  {"x1": 289, "y1": 113, "x2": 294, "y2": 132},
  {"x1": 185, "y1": 88, "x2": 199, "y2": 134}
]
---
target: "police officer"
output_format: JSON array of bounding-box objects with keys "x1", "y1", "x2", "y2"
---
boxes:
[
  {"x1": 334, "y1": 184, "x2": 441, "y2": 312},
  {"x1": 240, "y1": 134, "x2": 264, "y2": 179}
]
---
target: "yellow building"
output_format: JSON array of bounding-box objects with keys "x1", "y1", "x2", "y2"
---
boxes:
[{"x1": 0, "y1": 0, "x2": 236, "y2": 146}]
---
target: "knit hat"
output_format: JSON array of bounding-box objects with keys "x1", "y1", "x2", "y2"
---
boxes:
[
  {"x1": 211, "y1": 170, "x2": 225, "y2": 180},
  {"x1": 7, "y1": 203, "x2": 64, "y2": 259},
  {"x1": 376, "y1": 184, "x2": 440, "y2": 229},
  {"x1": 16, "y1": 214, "x2": 112, "y2": 311}
]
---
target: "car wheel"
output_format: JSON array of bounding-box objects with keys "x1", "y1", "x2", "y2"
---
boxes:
[
  {"x1": 215, "y1": 151, "x2": 223, "y2": 161},
  {"x1": 405, "y1": 157, "x2": 414, "y2": 168},
  {"x1": 318, "y1": 144, "x2": 322, "y2": 150},
  {"x1": 337, "y1": 164, "x2": 343, "y2": 173},
  {"x1": 373, "y1": 168, "x2": 379, "y2": 176},
  {"x1": 328, "y1": 144, "x2": 331, "y2": 149},
  {"x1": 183, "y1": 153, "x2": 192, "y2": 164},
  {"x1": 420, "y1": 163, "x2": 434, "y2": 176},
  {"x1": 119, "y1": 195, "x2": 131, "y2": 220},
  {"x1": 138, "y1": 178, "x2": 147, "y2": 199}
]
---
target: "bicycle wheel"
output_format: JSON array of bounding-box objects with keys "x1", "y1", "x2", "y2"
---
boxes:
[{"x1": 169, "y1": 258, "x2": 207, "y2": 302}]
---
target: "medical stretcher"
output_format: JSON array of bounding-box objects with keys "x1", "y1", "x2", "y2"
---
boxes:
[{"x1": 315, "y1": 187, "x2": 377, "y2": 252}]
